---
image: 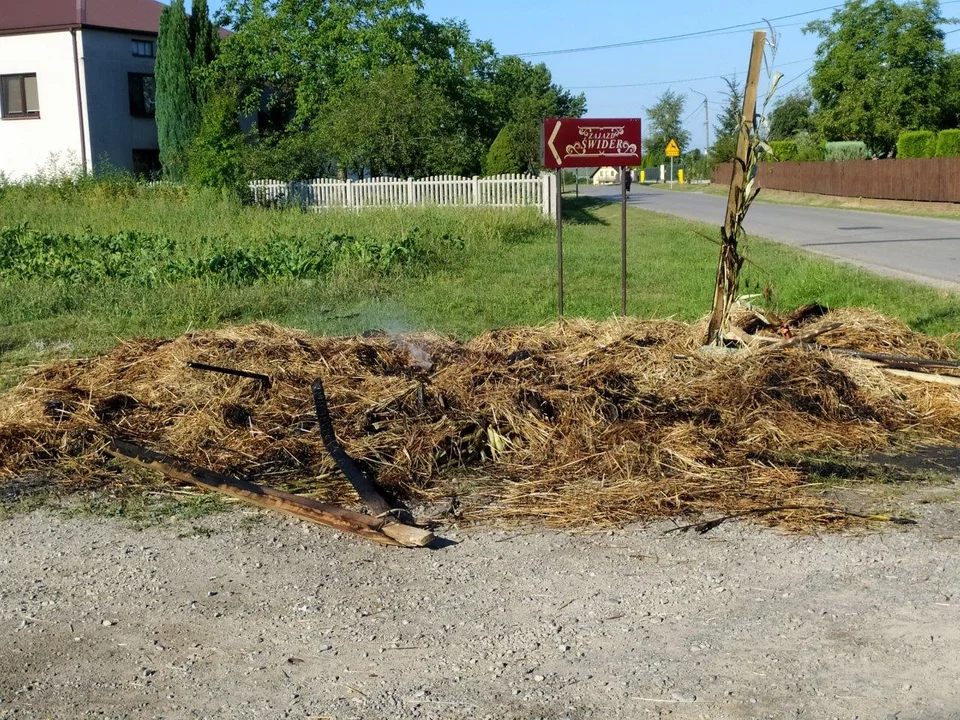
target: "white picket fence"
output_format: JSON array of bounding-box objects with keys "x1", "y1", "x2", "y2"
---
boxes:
[{"x1": 249, "y1": 173, "x2": 556, "y2": 217}]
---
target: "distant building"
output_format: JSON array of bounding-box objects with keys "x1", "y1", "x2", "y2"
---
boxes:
[
  {"x1": 593, "y1": 167, "x2": 640, "y2": 185},
  {"x1": 0, "y1": 0, "x2": 166, "y2": 180}
]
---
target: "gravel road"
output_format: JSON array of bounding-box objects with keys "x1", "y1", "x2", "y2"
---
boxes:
[{"x1": 2, "y1": 489, "x2": 959, "y2": 720}]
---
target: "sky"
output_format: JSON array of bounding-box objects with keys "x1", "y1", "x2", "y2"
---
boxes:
[{"x1": 204, "y1": 0, "x2": 960, "y2": 153}]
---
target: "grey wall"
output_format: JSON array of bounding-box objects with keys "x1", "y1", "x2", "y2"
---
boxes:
[{"x1": 80, "y1": 28, "x2": 158, "y2": 173}]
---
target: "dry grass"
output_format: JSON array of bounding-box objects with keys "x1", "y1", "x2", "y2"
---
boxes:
[{"x1": 2, "y1": 308, "x2": 959, "y2": 530}]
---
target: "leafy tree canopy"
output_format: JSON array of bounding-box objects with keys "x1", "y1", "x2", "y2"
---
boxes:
[
  {"x1": 644, "y1": 90, "x2": 691, "y2": 166},
  {"x1": 768, "y1": 91, "x2": 814, "y2": 141},
  {"x1": 211, "y1": 0, "x2": 584, "y2": 176},
  {"x1": 320, "y1": 65, "x2": 468, "y2": 177},
  {"x1": 804, "y1": 0, "x2": 953, "y2": 154},
  {"x1": 710, "y1": 76, "x2": 742, "y2": 163}
]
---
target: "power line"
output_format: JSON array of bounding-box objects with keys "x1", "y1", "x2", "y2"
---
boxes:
[
  {"x1": 682, "y1": 99, "x2": 706, "y2": 124},
  {"x1": 518, "y1": 0, "x2": 960, "y2": 59},
  {"x1": 567, "y1": 58, "x2": 813, "y2": 91},
  {"x1": 516, "y1": 4, "x2": 843, "y2": 57}
]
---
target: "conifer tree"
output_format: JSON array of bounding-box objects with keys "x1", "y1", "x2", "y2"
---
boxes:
[
  {"x1": 156, "y1": 0, "x2": 197, "y2": 181},
  {"x1": 189, "y1": 0, "x2": 218, "y2": 69}
]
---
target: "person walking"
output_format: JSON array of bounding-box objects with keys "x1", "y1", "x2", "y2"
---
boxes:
[{"x1": 624, "y1": 168, "x2": 632, "y2": 194}]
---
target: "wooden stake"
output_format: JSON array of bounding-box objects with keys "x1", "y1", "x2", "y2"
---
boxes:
[
  {"x1": 312, "y1": 379, "x2": 434, "y2": 547},
  {"x1": 705, "y1": 30, "x2": 766, "y2": 346},
  {"x1": 773, "y1": 322, "x2": 843, "y2": 349},
  {"x1": 882, "y1": 368, "x2": 960, "y2": 387},
  {"x1": 105, "y1": 439, "x2": 405, "y2": 546}
]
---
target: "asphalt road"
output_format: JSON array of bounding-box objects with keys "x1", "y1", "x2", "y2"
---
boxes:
[{"x1": 579, "y1": 184, "x2": 960, "y2": 290}]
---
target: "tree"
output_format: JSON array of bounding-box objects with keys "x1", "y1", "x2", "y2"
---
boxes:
[
  {"x1": 768, "y1": 91, "x2": 814, "y2": 140},
  {"x1": 212, "y1": 1, "x2": 585, "y2": 176},
  {"x1": 940, "y1": 52, "x2": 960, "y2": 128},
  {"x1": 156, "y1": 0, "x2": 198, "y2": 181},
  {"x1": 644, "y1": 90, "x2": 691, "y2": 166},
  {"x1": 804, "y1": 0, "x2": 951, "y2": 154},
  {"x1": 189, "y1": 86, "x2": 245, "y2": 193},
  {"x1": 710, "y1": 76, "x2": 742, "y2": 163},
  {"x1": 189, "y1": 0, "x2": 219, "y2": 69},
  {"x1": 320, "y1": 65, "x2": 461, "y2": 178}
]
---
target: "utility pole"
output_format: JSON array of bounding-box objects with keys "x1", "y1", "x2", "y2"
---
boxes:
[{"x1": 690, "y1": 88, "x2": 709, "y2": 154}]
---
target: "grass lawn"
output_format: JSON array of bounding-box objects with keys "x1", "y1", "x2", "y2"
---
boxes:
[
  {"x1": 2, "y1": 182, "x2": 960, "y2": 389},
  {"x1": 653, "y1": 181, "x2": 960, "y2": 220}
]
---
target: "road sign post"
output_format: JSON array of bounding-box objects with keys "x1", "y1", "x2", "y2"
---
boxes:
[
  {"x1": 666, "y1": 138, "x2": 680, "y2": 188},
  {"x1": 542, "y1": 118, "x2": 642, "y2": 316},
  {"x1": 621, "y1": 169, "x2": 627, "y2": 315}
]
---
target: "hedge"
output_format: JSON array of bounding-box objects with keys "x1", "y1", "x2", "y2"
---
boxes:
[
  {"x1": 897, "y1": 130, "x2": 937, "y2": 159},
  {"x1": 824, "y1": 141, "x2": 870, "y2": 161},
  {"x1": 935, "y1": 129, "x2": 960, "y2": 157}
]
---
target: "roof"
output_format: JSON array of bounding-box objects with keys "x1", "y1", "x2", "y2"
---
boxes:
[{"x1": 0, "y1": 0, "x2": 165, "y2": 36}]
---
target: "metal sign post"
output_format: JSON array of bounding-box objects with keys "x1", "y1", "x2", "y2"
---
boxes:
[
  {"x1": 542, "y1": 117, "x2": 642, "y2": 318},
  {"x1": 556, "y1": 169, "x2": 564, "y2": 316},
  {"x1": 620, "y1": 168, "x2": 627, "y2": 315},
  {"x1": 666, "y1": 138, "x2": 680, "y2": 188}
]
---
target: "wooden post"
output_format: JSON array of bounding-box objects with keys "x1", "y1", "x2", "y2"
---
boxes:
[{"x1": 705, "y1": 30, "x2": 766, "y2": 346}]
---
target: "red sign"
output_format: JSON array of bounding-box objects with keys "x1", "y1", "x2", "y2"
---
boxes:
[{"x1": 542, "y1": 117, "x2": 642, "y2": 169}]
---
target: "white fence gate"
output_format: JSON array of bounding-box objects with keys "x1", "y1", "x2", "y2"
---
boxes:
[{"x1": 249, "y1": 174, "x2": 556, "y2": 217}]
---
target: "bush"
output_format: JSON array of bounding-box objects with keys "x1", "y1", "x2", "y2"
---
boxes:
[
  {"x1": 897, "y1": 130, "x2": 938, "y2": 158},
  {"x1": 767, "y1": 140, "x2": 799, "y2": 162},
  {"x1": 935, "y1": 129, "x2": 960, "y2": 157},
  {"x1": 244, "y1": 131, "x2": 332, "y2": 182},
  {"x1": 483, "y1": 125, "x2": 526, "y2": 176},
  {"x1": 824, "y1": 141, "x2": 870, "y2": 161},
  {"x1": 189, "y1": 88, "x2": 247, "y2": 196}
]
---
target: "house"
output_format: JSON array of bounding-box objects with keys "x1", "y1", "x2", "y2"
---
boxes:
[
  {"x1": 590, "y1": 167, "x2": 636, "y2": 185},
  {"x1": 0, "y1": 0, "x2": 165, "y2": 180}
]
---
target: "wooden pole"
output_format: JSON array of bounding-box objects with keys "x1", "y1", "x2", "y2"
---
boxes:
[
  {"x1": 705, "y1": 30, "x2": 766, "y2": 346},
  {"x1": 311, "y1": 379, "x2": 434, "y2": 548},
  {"x1": 105, "y1": 439, "x2": 406, "y2": 547}
]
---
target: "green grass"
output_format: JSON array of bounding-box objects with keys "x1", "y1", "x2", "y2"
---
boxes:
[{"x1": 2, "y1": 181, "x2": 960, "y2": 391}]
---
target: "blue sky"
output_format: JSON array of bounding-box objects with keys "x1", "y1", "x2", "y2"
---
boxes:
[{"x1": 205, "y1": 1, "x2": 960, "y2": 152}]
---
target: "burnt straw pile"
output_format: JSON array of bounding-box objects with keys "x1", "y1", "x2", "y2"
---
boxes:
[{"x1": 2, "y1": 308, "x2": 958, "y2": 530}]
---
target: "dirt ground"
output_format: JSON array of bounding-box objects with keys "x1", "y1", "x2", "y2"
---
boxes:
[{"x1": 2, "y1": 481, "x2": 959, "y2": 720}]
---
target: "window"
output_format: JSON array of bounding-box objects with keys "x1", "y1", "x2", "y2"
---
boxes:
[
  {"x1": 132, "y1": 149, "x2": 161, "y2": 178},
  {"x1": 128, "y1": 73, "x2": 155, "y2": 118},
  {"x1": 1, "y1": 73, "x2": 40, "y2": 119},
  {"x1": 132, "y1": 39, "x2": 155, "y2": 58}
]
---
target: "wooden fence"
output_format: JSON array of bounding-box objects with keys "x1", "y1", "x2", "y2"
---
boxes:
[
  {"x1": 711, "y1": 158, "x2": 960, "y2": 203},
  {"x1": 249, "y1": 174, "x2": 556, "y2": 217}
]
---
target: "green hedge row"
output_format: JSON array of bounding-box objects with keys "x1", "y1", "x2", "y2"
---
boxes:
[
  {"x1": 896, "y1": 129, "x2": 960, "y2": 158},
  {"x1": 824, "y1": 141, "x2": 870, "y2": 161}
]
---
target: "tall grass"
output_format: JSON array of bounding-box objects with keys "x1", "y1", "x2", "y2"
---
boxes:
[{"x1": 2, "y1": 178, "x2": 960, "y2": 390}]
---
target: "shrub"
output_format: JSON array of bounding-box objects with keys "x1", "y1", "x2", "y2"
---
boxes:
[
  {"x1": 791, "y1": 132, "x2": 824, "y2": 162},
  {"x1": 935, "y1": 129, "x2": 960, "y2": 157},
  {"x1": 824, "y1": 141, "x2": 870, "y2": 161},
  {"x1": 189, "y1": 88, "x2": 247, "y2": 196},
  {"x1": 897, "y1": 130, "x2": 938, "y2": 158},
  {"x1": 767, "y1": 140, "x2": 799, "y2": 162},
  {"x1": 483, "y1": 125, "x2": 526, "y2": 176}
]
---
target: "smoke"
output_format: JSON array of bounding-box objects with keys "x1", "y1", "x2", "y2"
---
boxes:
[{"x1": 380, "y1": 318, "x2": 433, "y2": 371}]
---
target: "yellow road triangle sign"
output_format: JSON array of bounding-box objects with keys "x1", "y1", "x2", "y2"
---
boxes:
[{"x1": 665, "y1": 139, "x2": 681, "y2": 157}]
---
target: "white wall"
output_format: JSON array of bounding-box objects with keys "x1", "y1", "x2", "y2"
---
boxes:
[
  {"x1": 0, "y1": 31, "x2": 86, "y2": 180},
  {"x1": 80, "y1": 28, "x2": 158, "y2": 173}
]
